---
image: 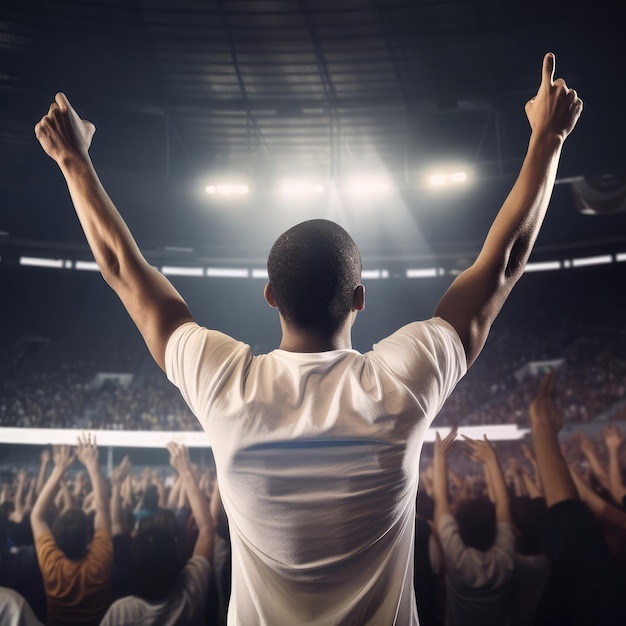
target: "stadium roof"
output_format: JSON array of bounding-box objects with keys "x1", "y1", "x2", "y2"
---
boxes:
[{"x1": 1, "y1": 0, "x2": 625, "y2": 264}]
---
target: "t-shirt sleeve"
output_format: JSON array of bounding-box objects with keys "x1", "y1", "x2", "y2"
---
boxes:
[
  {"x1": 370, "y1": 317, "x2": 466, "y2": 424},
  {"x1": 34, "y1": 533, "x2": 65, "y2": 587},
  {"x1": 437, "y1": 513, "x2": 467, "y2": 567},
  {"x1": 181, "y1": 555, "x2": 212, "y2": 605},
  {"x1": 165, "y1": 321, "x2": 253, "y2": 427},
  {"x1": 87, "y1": 529, "x2": 114, "y2": 582}
]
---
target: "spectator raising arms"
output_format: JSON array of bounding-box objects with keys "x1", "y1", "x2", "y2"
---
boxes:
[
  {"x1": 100, "y1": 442, "x2": 214, "y2": 626},
  {"x1": 30, "y1": 435, "x2": 113, "y2": 626},
  {"x1": 433, "y1": 429, "x2": 515, "y2": 626}
]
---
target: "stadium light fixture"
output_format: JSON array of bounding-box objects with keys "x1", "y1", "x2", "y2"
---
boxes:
[
  {"x1": 343, "y1": 175, "x2": 392, "y2": 197},
  {"x1": 279, "y1": 179, "x2": 325, "y2": 198},
  {"x1": 205, "y1": 183, "x2": 249, "y2": 196},
  {"x1": 20, "y1": 257, "x2": 64, "y2": 269},
  {"x1": 426, "y1": 168, "x2": 469, "y2": 189}
]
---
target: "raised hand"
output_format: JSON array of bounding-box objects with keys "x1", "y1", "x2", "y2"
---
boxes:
[
  {"x1": 525, "y1": 53, "x2": 583, "y2": 143},
  {"x1": 110, "y1": 455, "x2": 132, "y2": 487},
  {"x1": 463, "y1": 434, "x2": 497, "y2": 465},
  {"x1": 167, "y1": 442, "x2": 192, "y2": 475},
  {"x1": 40, "y1": 449, "x2": 51, "y2": 465},
  {"x1": 529, "y1": 372, "x2": 564, "y2": 434},
  {"x1": 604, "y1": 424, "x2": 624, "y2": 451},
  {"x1": 575, "y1": 432, "x2": 598, "y2": 458},
  {"x1": 434, "y1": 427, "x2": 458, "y2": 459},
  {"x1": 52, "y1": 444, "x2": 75, "y2": 471},
  {"x1": 76, "y1": 433, "x2": 99, "y2": 469},
  {"x1": 34, "y1": 93, "x2": 95, "y2": 165}
]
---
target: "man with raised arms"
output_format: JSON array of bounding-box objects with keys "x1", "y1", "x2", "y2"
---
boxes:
[{"x1": 35, "y1": 53, "x2": 581, "y2": 625}]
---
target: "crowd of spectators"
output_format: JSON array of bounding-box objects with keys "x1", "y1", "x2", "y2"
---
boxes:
[
  {"x1": 4, "y1": 309, "x2": 626, "y2": 431},
  {"x1": 1, "y1": 378, "x2": 626, "y2": 624}
]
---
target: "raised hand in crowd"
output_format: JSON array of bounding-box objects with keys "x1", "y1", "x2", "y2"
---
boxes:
[
  {"x1": 432, "y1": 427, "x2": 458, "y2": 525},
  {"x1": 167, "y1": 442, "x2": 215, "y2": 561},
  {"x1": 575, "y1": 432, "x2": 610, "y2": 492},
  {"x1": 110, "y1": 455, "x2": 132, "y2": 537},
  {"x1": 528, "y1": 372, "x2": 578, "y2": 507},
  {"x1": 464, "y1": 435, "x2": 511, "y2": 524},
  {"x1": 603, "y1": 424, "x2": 626, "y2": 506}
]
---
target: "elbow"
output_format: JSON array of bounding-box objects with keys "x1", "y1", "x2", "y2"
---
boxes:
[
  {"x1": 97, "y1": 247, "x2": 122, "y2": 285},
  {"x1": 504, "y1": 237, "x2": 531, "y2": 281}
]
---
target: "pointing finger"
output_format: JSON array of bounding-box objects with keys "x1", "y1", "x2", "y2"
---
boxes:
[
  {"x1": 55, "y1": 92, "x2": 72, "y2": 113},
  {"x1": 541, "y1": 52, "x2": 555, "y2": 89}
]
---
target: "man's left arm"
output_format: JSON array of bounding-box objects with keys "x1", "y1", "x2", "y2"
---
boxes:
[{"x1": 35, "y1": 93, "x2": 193, "y2": 371}]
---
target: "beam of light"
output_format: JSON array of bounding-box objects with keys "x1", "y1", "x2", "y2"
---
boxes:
[
  {"x1": 524, "y1": 261, "x2": 561, "y2": 273},
  {"x1": 206, "y1": 267, "x2": 249, "y2": 278},
  {"x1": 426, "y1": 169, "x2": 470, "y2": 189},
  {"x1": 343, "y1": 175, "x2": 392, "y2": 197},
  {"x1": 406, "y1": 268, "x2": 438, "y2": 278},
  {"x1": 20, "y1": 257, "x2": 65, "y2": 268},
  {"x1": 251, "y1": 269, "x2": 269, "y2": 279},
  {"x1": 75, "y1": 261, "x2": 100, "y2": 271},
  {"x1": 161, "y1": 266, "x2": 204, "y2": 277},
  {"x1": 571, "y1": 255, "x2": 613, "y2": 267},
  {"x1": 361, "y1": 269, "x2": 389, "y2": 279},
  {"x1": 205, "y1": 184, "x2": 249, "y2": 196},
  {"x1": 617, "y1": 253, "x2": 626, "y2": 262},
  {"x1": 279, "y1": 179, "x2": 325, "y2": 198}
]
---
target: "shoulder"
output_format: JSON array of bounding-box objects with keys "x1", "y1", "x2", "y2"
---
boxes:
[
  {"x1": 165, "y1": 322, "x2": 252, "y2": 380},
  {"x1": 372, "y1": 318, "x2": 465, "y2": 362},
  {"x1": 181, "y1": 555, "x2": 212, "y2": 590},
  {"x1": 100, "y1": 595, "x2": 150, "y2": 626},
  {"x1": 34, "y1": 532, "x2": 62, "y2": 563}
]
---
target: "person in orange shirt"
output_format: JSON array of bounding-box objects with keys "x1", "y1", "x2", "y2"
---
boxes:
[{"x1": 30, "y1": 436, "x2": 113, "y2": 626}]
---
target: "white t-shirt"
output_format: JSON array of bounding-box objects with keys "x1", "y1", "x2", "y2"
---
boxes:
[
  {"x1": 100, "y1": 556, "x2": 211, "y2": 626},
  {"x1": 0, "y1": 587, "x2": 43, "y2": 626},
  {"x1": 438, "y1": 514, "x2": 515, "y2": 626},
  {"x1": 166, "y1": 318, "x2": 466, "y2": 625}
]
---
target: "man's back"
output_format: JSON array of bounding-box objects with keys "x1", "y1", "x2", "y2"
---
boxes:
[{"x1": 166, "y1": 318, "x2": 466, "y2": 624}]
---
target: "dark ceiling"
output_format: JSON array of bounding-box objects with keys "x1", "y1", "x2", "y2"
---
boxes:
[{"x1": 1, "y1": 0, "x2": 625, "y2": 267}]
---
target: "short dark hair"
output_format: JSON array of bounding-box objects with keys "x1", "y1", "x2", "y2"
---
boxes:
[
  {"x1": 454, "y1": 496, "x2": 496, "y2": 551},
  {"x1": 267, "y1": 219, "x2": 362, "y2": 335},
  {"x1": 51, "y1": 508, "x2": 91, "y2": 561},
  {"x1": 132, "y1": 526, "x2": 183, "y2": 602}
]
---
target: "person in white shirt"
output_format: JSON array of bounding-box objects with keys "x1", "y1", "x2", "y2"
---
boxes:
[
  {"x1": 35, "y1": 52, "x2": 581, "y2": 625},
  {"x1": 100, "y1": 443, "x2": 214, "y2": 626}
]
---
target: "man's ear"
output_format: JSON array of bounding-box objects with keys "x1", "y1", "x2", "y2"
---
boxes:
[
  {"x1": 264, "y1": 282, "x2": 278, "y2": 308},
  {"x1": 353, "y1": 284, "x2": 365, "y2": 311}
]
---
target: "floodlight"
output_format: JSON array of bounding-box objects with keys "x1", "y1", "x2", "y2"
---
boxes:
[
  {"x1": 280, "y1": 179, "x2": 325, "y2": 197},
  {"x1": 571, "y1": 255, "x2": 612, "y2": 267},
  {"x1": 426, "y1": 169, "x2": 469, "y2": 188},
  {"x1": 344, "y1": 175, "x2": 391, "y2": 197},
  {"x1": 205, "y1": 183, "x2": 249, "y2": 196},
  {"x1": 20, "y1": 257, "x2": 64, "y2": 268}
]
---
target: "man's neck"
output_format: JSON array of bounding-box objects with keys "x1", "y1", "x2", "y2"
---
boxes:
[{"x1": 278, "y1": 329, "x2": 353, "y2": 353}]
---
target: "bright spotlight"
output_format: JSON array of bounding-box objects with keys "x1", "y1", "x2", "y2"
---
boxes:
[
  {"x1": 428, "y1": 174, "x2": 448, "y2": 187},
  {"x1": 205, "y1": 183, "x2": 249, "y2": 196},
  {"x1": 344, "y1": 175, "x2": 391, "y2": 197},
  {"x1": 449, "y1": 171, "x2": 467, "y2": 183},
  {"x1": 280, "y1": 179, "x2": 326, "y2": 198},
  {"x1": 427, "y1": 169, "x2": 469, "y2": 188}
]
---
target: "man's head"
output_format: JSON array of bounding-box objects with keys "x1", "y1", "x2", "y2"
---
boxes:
[
  {"x1": 266, "y1": 219, "x2": 363, "y2": 336},
  {"x1": 51, "y1": 508, "x2": 91, "y2": 561}
]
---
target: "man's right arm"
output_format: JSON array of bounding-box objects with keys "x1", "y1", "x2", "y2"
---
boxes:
[{"x1": 35, "y1": 94, "x2": 193, "y2": 371}]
